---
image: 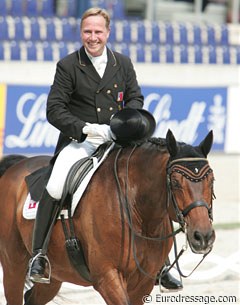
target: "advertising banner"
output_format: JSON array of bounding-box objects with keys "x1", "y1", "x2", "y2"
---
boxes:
[
  {"x1": 142, "y1": 86, "x2": 227, "y2": 151},
  {"x1": 2, "y1": 84, "x2": 228, "y2": 155},
  {"x1": 3, "y1": 85, "x2": 59, "y2": 155}
]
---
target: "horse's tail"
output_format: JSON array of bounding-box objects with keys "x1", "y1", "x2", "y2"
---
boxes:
[{"x1": 0, "y1": 155, "x2": 27, "y2": 178}]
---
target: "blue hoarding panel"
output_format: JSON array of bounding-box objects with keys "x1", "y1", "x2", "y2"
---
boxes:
[
  {"x1": 142, "y1": 86, "x2": 227, "y2": 151},
  {"x1": 3, "y1": 85, "x2": 58, "y2": 155},
  {"x1": 3, "y1": 85, "x2": 227, "y2": 154}
]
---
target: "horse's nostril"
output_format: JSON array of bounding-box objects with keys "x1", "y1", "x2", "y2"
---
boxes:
[
  {"x1": 194, "y1": 231, "x2": 204, "y2": 246},
  {"x1": 193, "y1": 230, "x2": 215, "y2": 248},
  {"x1": 194, "y1": 231, "x2": 202, "y2": 241},
  {"x1": 206, "y1": 230, "x2": 215, "y2": 246}
]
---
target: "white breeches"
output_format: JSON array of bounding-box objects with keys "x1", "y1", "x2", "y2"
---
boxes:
[{"x1": 46, "y1": 138, "x2": 103, "y2": 200}]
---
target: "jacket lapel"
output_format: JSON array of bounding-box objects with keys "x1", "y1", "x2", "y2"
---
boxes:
[
  {"x1": 76, "y1": 47, "x2": 120, "y2": 88},
  {"x1": 98, "y1": 48, "x2": 120, "y2": 90},
  {"x1": 76, "y1": 47, "x2": 101, "y2": 83}
]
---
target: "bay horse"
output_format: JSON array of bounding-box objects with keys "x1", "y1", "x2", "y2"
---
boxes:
[{"x1": 0, "y1": 130, "x2": 215, "y2": 305}]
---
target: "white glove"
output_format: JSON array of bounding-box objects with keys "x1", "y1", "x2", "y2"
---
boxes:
[{"x1": 82, "y1": 123, "x2": 115, "y2": 142}]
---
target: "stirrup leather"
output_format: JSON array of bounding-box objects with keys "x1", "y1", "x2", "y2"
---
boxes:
[{"x1": 29, "y1": 252, "x2": 51, "y2": 284}]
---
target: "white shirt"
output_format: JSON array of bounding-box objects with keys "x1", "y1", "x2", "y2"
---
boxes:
[{"x1": 85, "y1": 47, "x2": 108, "y2": 78}]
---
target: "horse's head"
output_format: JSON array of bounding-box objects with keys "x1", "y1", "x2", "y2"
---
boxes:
[{"x1": 166, "y1": 130, "x2": 216, "y2": 254}]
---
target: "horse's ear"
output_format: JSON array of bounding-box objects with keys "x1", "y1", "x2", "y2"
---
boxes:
[
  {"x1": 166, "y1": 129, "x2": 178, "y2": 157},
  {"x1": 198, "y1": 130, "x2": 213, "y2": 157}
]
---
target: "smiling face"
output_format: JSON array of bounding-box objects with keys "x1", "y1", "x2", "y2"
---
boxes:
[{"x1": 81, "y1": 14, "x2": 110, "y2": 57}]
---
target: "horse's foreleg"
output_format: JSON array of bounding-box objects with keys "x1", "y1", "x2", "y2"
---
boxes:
[
  {"x1": 128, "y1": 278, "x2": 155, "y2": 305},
  {"x1": 24, "y1": 279, "x2": 62, "y2": 305},
  {"x1": 94, "y1": 269, "x2": 131, "y2": 305},
  {"x1": 3, "y1": 269, "x2": 26, "y2": 305},
  {"x1": 1, "y1": 254, "x2": 28, "y2": 305}
]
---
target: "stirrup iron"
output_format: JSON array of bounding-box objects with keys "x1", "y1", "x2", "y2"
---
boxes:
[{"x1": 29, "y1": 252, "x2": 51, "y2": 284}]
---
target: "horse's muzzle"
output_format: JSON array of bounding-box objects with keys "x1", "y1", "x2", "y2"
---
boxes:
[{"x1": 188, "y1": 228, "x2": 216, "y2": 254}]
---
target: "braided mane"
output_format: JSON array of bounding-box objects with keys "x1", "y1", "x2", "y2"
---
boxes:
[{"x1": 148, "y1": 137, "x2": 167, "y2": 146}]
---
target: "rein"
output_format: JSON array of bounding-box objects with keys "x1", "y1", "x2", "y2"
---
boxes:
[
  {"x1": 113, "y1": 145, "x2": 182, "y2": 281},
  {"x1": 113, "y1": 146, "x2": 182, "y2": 243},
  {"x1": 162, "y1": 221, "x2": 212, "y2": 279},
  {"x1": 113, "y1": 145, "x2": 214, "y2": 282}
]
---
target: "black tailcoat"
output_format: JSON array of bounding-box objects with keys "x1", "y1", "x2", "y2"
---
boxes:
[{"x1": 47, "y1": 46, "x2": 144, "y2": 155}]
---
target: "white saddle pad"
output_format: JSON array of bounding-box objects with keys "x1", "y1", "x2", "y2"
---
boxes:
[{"x1": 23, "y1": 143, "x2": 114, "y2": 220}]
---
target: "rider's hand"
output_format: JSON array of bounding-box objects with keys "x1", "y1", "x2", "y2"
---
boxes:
[{"x1": 82, "y1": 123, "x2": 115, "y2": 142}]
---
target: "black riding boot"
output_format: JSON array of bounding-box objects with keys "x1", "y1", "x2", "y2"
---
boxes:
[
  {"x1": 29, "y1": 189, "x2": 59, "y2": 284},
  {"x1": 160, "y1": 266, "x2": 183, "y2": 290},
  {"x1": 155, "y1": 258, "x2": 183, "y2": 290}
]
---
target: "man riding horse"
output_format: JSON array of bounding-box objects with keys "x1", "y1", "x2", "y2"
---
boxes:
[{"x1": 28, "y1": 7, "x2": 182, "y2": 290}]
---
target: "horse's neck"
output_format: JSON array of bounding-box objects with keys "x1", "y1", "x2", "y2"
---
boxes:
[{"x1": 126, "y1": 147, "x2": 169, "y2": 222}]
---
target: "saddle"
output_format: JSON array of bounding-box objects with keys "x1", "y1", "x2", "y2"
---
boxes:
[
  {"x1": 25, "y1": 141, "x2": 114, "y2": 282},
  {"x1": 25, "y1": 141, "x2": 114, "y2": 206},
  {"x1": 60, "y1": 141, "x2": 114, "y2": 211}
]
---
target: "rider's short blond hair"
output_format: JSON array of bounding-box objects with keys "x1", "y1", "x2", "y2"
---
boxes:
[{"x1": 80, "y1": 7, "x2": 110, "y2": 30}]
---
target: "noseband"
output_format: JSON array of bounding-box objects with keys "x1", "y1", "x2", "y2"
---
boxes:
[{"x1": 167, "y1": 157, "x2": 214, "y2": 229}]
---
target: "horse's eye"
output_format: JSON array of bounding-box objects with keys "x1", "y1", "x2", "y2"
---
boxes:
[{"x1": 171, "y1": 179, "x2": 182, "y2": 189}]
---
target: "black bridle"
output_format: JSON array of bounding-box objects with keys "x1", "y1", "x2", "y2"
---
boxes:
[
  {"x1": 166, "y1": 157, "x2": 214, "y2": 230},
  {"x1": 163, "y1": 157, "x2": 215, "y2": 281},
  {"x1": 113, "y1": 146, "x2": 215, "y2": 281}
]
